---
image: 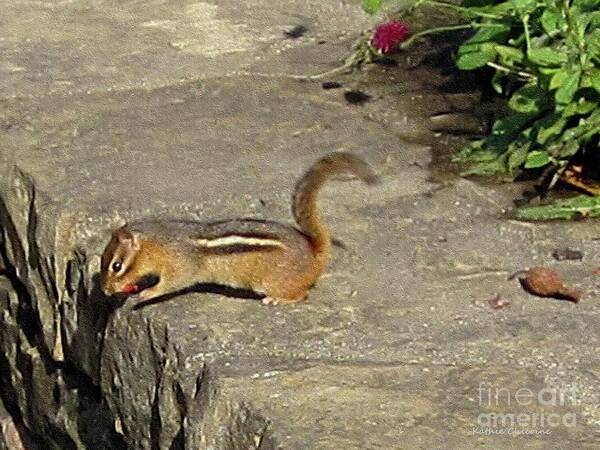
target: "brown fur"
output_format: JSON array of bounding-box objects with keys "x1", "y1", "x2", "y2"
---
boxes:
[{"x1": 292, "y1": 152, "x2": 379, "y2": 265}]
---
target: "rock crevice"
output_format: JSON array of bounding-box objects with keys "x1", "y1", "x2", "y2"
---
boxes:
[{"x1": 0, "y1": 166, "x2": 273, "y2": 448}]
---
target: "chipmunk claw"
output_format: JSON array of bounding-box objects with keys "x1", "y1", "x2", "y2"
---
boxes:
[{"x1": 261, "y1": 296, "x2": 280, "y2": 306}]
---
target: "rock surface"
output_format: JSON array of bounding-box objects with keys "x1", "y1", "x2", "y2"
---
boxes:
[{"x1": 1, "y1": 0, "x2": 600, "y2": 449}]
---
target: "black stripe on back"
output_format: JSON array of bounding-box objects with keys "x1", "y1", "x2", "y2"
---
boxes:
[{"x1": 199, "y1": 244, "x2": 282, "y2": 255}]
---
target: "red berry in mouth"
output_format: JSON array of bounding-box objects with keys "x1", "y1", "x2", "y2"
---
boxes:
[{"x1": 121, "y1": 283, "x2": 139, "y2": 294}]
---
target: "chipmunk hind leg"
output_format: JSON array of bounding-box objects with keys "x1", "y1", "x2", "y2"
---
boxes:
[
  {"x1": 258, "y1": 270, "x2": 316, "y2": 306},
  {"x1": 253, "y1": 242, "x2": 322, "y2": 305},
  {"x1": 261, "y1": 291, "x2": 308, "y2": 306}
]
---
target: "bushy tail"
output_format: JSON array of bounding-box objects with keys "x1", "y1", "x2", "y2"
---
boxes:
[{"x1": 292, "y1": 152, "x2": 379, "y2": 264}]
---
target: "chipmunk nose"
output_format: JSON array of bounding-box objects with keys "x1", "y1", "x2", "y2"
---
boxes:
[{"x1": 100, "y1": 278, "x2": 114, "y2": 297}]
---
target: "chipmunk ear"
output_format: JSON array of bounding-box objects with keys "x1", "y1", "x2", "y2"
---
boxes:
[{"x1": 114, "y1": 226, "x2": 140, "y2": 251}]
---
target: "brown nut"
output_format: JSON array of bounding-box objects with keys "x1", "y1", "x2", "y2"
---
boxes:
[{"x1": 519, "y1": 266, "x2": 581, "y2": 303}]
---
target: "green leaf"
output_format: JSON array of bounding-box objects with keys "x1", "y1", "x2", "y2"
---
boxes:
[
  {"x1": 548, "y1": 138, "x2": 580, "y2": 157},
  {"x1": 516, "y1": 195, "x2": 600, "y2": 221},
  {"x1": 456, "y1": 43, "x2": 498, "y2": 70},
  {"x1": 539, "y1": 67, "x2": 560, "y2": 76},
  {"x1": 454, "y1": 146, "x2": 500, "y2": 163},
  {"x1": 555, "y1": 70, "x2": 581, "y2": 104},
  {"x1": 458, "y1": 42, "x2": 481, "y2": 56},
  {"x1": 587, "y1": 68, "x2": 600, "y2": 94},
  {"x1": 576, "y1": 100, "x2": 597, "y2": 114},
  {"x1": 494, "y1": 44, "x2": 525, "y2": 63},
  {"x1": 465, "y1": 24, "x2": 511, "y2": 44},
  {"x1": 564, "y1": 99, "x2": 596, "y2": 116},
  {"x1": 511, "y1": 0, "x2": 537, "y2": 12},
  {"x1": 576, "y1": 11, "x2": 600, "y2": 32},
  {"x1": 362, "y1": 0, "x2": 382, "y2": 14},
  {"x1": 507, "y1": 143, "x2": 530, "y2": 171},
  {"x1": 550, "y1": 71, "x2": 570, "y2": 90},
  {"x1": 590, "y1": 12, "x2": 600, "y2": 29},
  {"x1": 453, "y1": 139, "x2": 482, "y2": 161},
  {"x1": 527, "y1": 47, "x2": 568, "y2": 66},
  {"x1": 574, "y1": 0, "x2": 600, "y2": 11},
  {"x1": 508, "y1": 84, "x2": 548, "y2": 113},
  {"x1": 456, "y1": 52, "x2": 493, "y2": 70},
  {"x1": 560, "y1": 139, "x2": 581, "y2": 157},
  {"x1": 461, "y1": 158, "x2": 507, "y2": 176},
  {"x1": 541, "y1": 8, "x2": 564, "y2": 34},
  {"x1": 482, "y1": 1, "x2": 518, "y2": 15},
  {"x1": 488, "y1": 112, "x2": 538, "y2": 150},
  {"x1": 524, "y1": 150, "x2": 551, "y2": 168},
  {"x1": 536, "y1": 114, "x2": 567, "y2": 144}
]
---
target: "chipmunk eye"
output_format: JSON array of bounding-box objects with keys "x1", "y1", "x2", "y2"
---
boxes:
[{"x1": 111, "y1": 261, "x2": 123, "y2": 273}]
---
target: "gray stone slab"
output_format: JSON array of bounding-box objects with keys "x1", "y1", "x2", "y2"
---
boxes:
[
  {"x1": 206, "y1": 364, "x2": 596, "y2": 449},
  {"x1": 0, "y1": 0, "x2": 369, "y2": 99},
  {"x1": 1, "y1": 76, "x2": 430, "y2": 211}
]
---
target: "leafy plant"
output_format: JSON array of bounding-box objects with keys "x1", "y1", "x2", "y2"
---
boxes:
[
  {"x1": 364, "y1": 0, "x2": 600, "y2": 217},
  {"x1": 450, "y1": 0, "x2": 600, "y2": 186},
  {"x1": 515, "y1": 194, "x2": 600, "y2": 219}
]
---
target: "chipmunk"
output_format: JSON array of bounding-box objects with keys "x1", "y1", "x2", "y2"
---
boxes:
[{"x1": 101, "y1": 152, "x2": 379, "y2": 305}]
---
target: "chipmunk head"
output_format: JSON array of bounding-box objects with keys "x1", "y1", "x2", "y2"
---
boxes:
[{"x1": 101, "y1": 226, "x2": 143, "y2": 296}]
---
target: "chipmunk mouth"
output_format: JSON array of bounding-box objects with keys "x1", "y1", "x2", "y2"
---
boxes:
[
  {"x1": 116, "y1": 274, "x2": 160, "y2": 298},
  {"x1": 133, "y1": 274, "x2": 160, "y2": 292}
]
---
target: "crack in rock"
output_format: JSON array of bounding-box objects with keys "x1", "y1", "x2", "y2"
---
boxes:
[{"x1": 0, "y1": 164, "x2": 299, "y2": 448}]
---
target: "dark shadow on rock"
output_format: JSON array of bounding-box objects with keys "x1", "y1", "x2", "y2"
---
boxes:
[
  {"x1": 0, "y1": 347, "x2": 46, "y2": 450},
  {"x1": 0, "y1": 277, "x2": 80, "y2": 449},
  {"x1": 58, "y1": 360, "x2": 127, "y2": 450},
  {"x1": 0, "y1": 194, "x2": 55, "y2": 370},
  {"x1": 131, "y1": 283, "x2": 263, "y2": 311},
  {"x1": 1, "y1": 183, "x2": 112, "y2": 448},
  {"x1": 66, "y1": 269, "x2": 123, "y2": 381},
  {"x1": 62, "y1": 269, "x2": 127, "y2": 449}
]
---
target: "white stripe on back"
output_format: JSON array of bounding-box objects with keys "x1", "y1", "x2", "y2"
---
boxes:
[{"x1": 193, "y1": 235, "x2": 285, "y2": 248}]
